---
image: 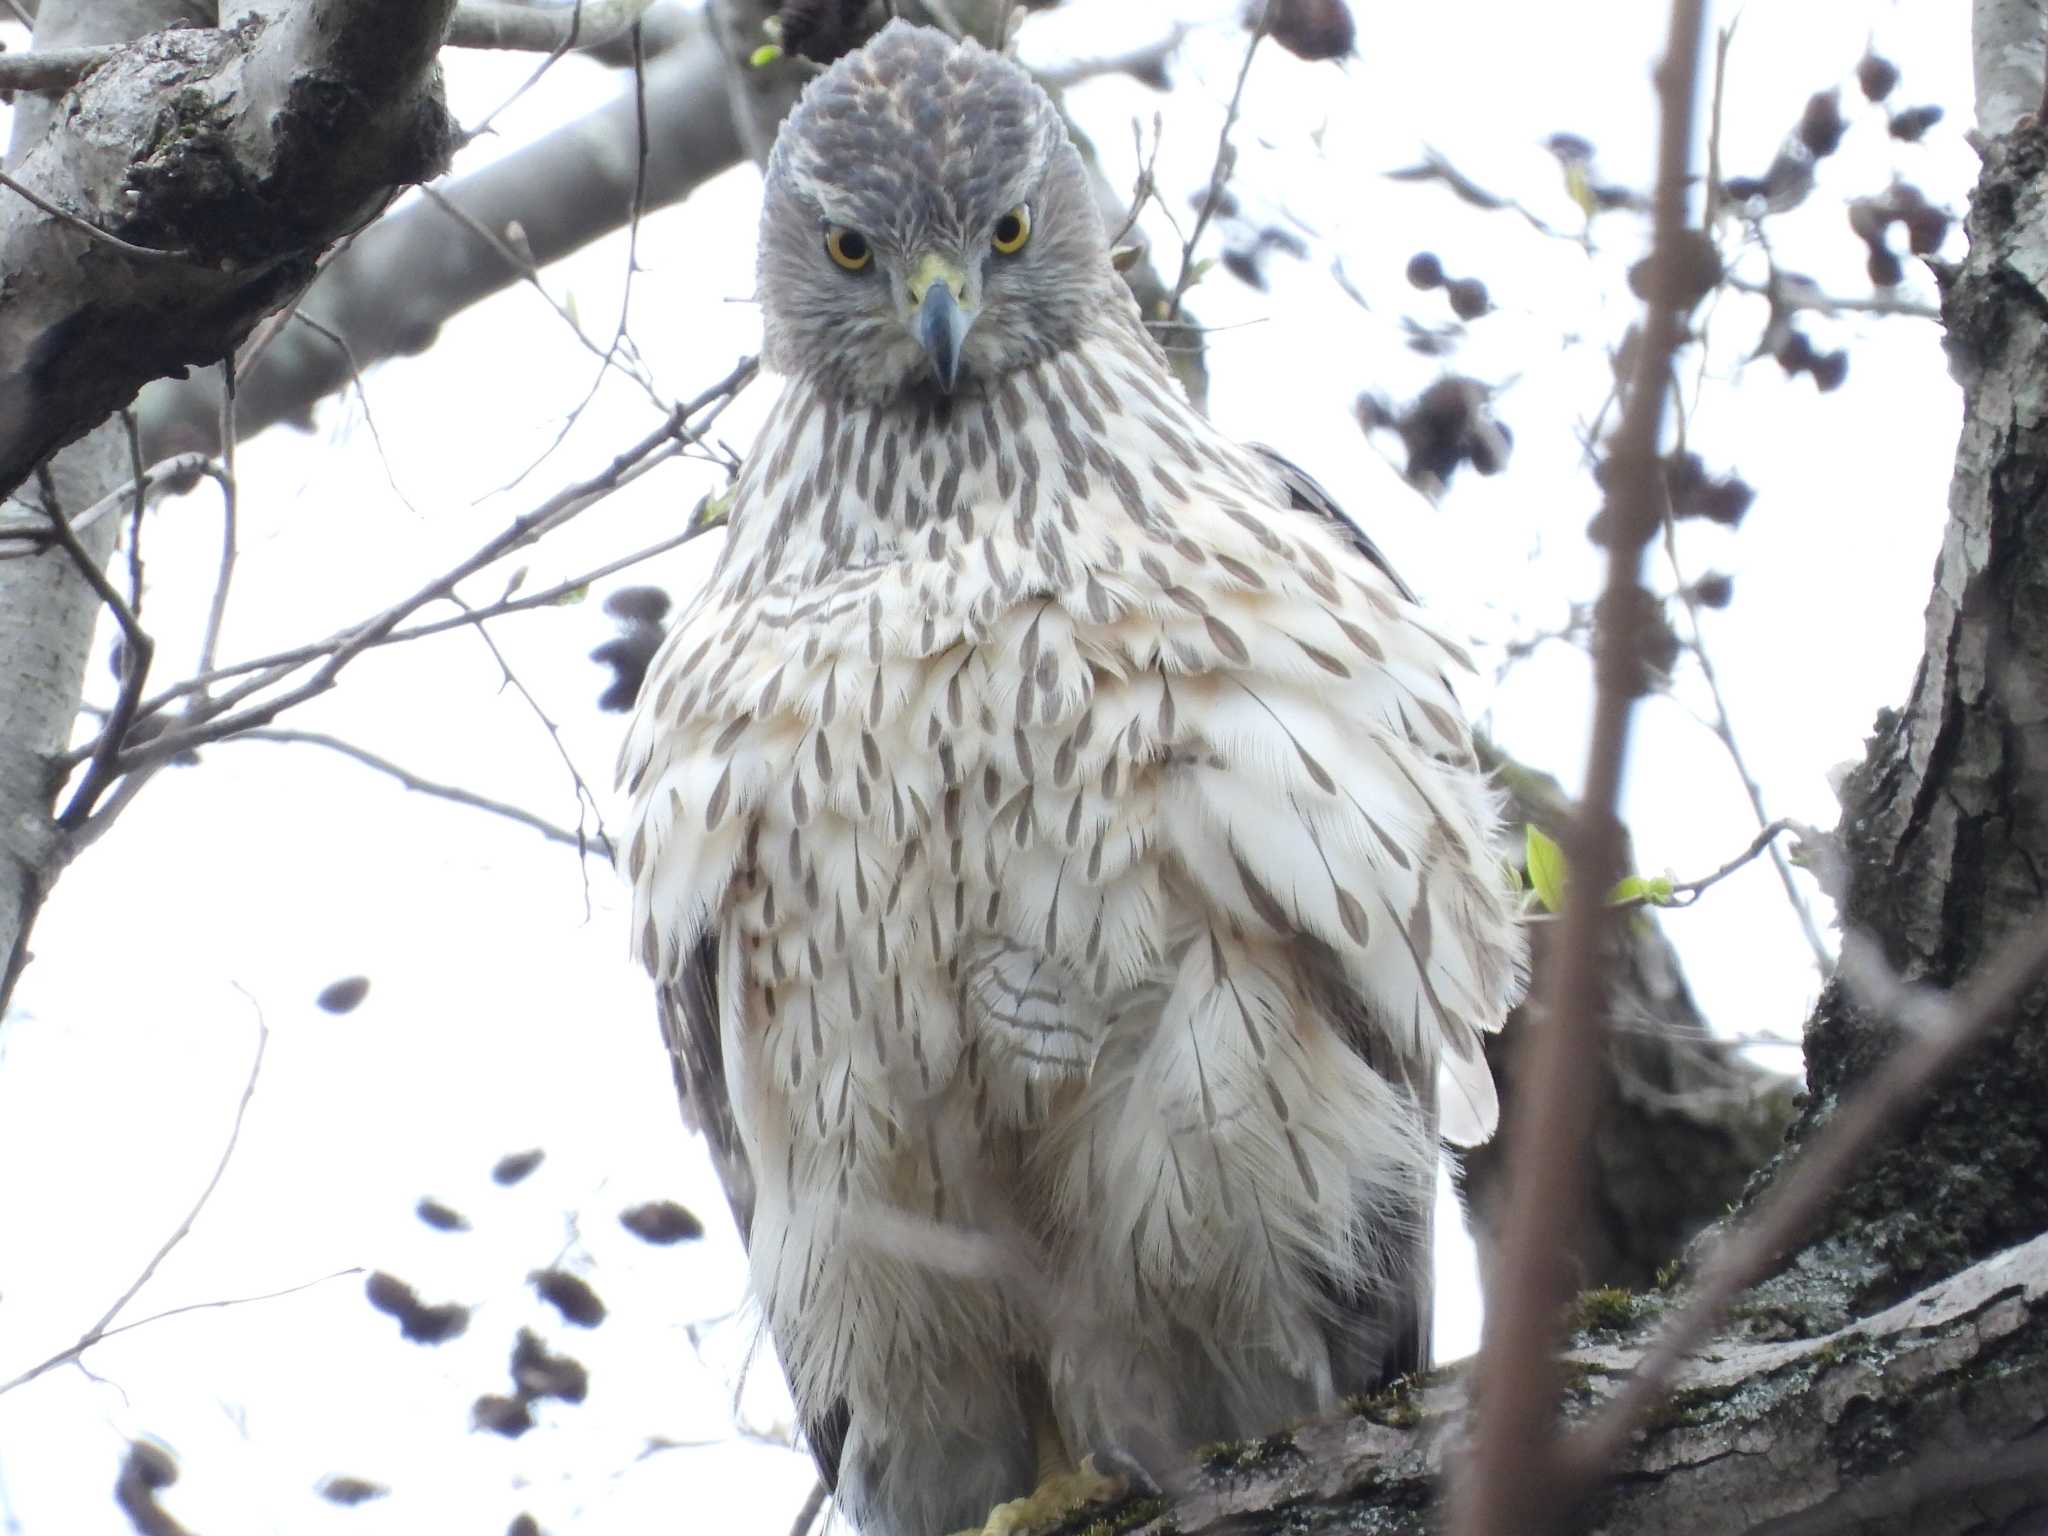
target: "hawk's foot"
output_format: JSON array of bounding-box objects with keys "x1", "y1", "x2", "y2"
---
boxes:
[{"x1": 948, "y1": 1456, "x2": 1126, "y2": 1536}]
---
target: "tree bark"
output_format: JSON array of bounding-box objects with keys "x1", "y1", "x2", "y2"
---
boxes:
[
  {"x1": 0, "y1": 0, "x2": 458, "y2": 1010},
  {"x1": 1082, "y1": 1232, "x2": 2048, "y2": 1536},
  {"x1": 137, "y1": 9, "x2": 741, "y2": 459},
  {"x1": 0, "y1": 3, "x2": 198, "y2": 1012},
  {"x1": 0, "y1": 0, "x2": 460, "y2": 496},
  {"x1": 1734, "y1": 118, "x2": 2048, "y2": 1338}
]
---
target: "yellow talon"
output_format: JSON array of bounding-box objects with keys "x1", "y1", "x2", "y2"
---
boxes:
[{"x1": 949, "y1": 1455, "x2": 1126, "y2": 1536}]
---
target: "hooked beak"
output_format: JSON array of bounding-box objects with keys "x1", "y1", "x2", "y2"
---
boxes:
[{"x1": 908, "y1": 254, "x2": 975, "y2": 394}]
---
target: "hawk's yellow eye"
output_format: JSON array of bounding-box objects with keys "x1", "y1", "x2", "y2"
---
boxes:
[
  {"x1": 825, "y1": 227, "x2": 871, "y2": 271},
  {"x1": 991, "y1": 205, "x2": 1031, "y2": 255}
]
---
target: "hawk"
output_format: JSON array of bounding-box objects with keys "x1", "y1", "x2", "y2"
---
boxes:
[{"x1": 618, "y1": 23, "x2": 1523, "y2": 1535}]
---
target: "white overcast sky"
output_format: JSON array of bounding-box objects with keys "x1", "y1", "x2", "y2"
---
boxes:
[{"x1": 0, "y1": 3, "x2": 1976, "y2": 1533}]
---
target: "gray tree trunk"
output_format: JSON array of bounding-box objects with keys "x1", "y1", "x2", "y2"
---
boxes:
[{"x1": 0, "y1": 0, "x2": 460, "y2": 1011}]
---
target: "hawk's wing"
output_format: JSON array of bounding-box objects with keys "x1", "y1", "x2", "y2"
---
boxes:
[
  {"x1": 1246, "y1": 442, "x2": 1420, "y2": 605},
  {"x1": 1302, "y1": 943, "x2": 1438, "y2": 1388},
  {"x1": 660, "y1": 940, "x2": 854, "y2": 1489},
  {"x1": 1224, "y1": 443, "x2": 1472, "y2": 1387}
]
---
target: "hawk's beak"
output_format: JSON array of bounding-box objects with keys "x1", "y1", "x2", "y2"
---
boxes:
[{"x1": 908, "y1": 254, "x2": 974, "y2": 394}]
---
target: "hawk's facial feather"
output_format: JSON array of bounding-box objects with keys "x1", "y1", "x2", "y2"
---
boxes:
[{"x1": 758, "y1": 22, "x2": 1117, "y2": 404}]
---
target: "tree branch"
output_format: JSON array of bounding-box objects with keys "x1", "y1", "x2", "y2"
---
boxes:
[
  {"x1": 0, "y1": 0, "x2": 462, "y2": 498},
  {"x1": 1456, "y1": 4, "x2": 1707, "y2": 1531},
  {"x1": 136, "y1": 13, "x2": 737, "y2": 461},
  {"x1": 1, "y1": 999, "x2": 268, "y2": 1396},
  {"x1": 232, "y1": 728, "x2": 604, "y2": 853},
  {"x1": 1108, "y1": 1231, "x2": 2048, "y2": 1535}
]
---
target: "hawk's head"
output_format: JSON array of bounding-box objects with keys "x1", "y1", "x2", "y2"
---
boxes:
[{"x1": 758, "y1": 21, "x2": 1115, "y2": 404}]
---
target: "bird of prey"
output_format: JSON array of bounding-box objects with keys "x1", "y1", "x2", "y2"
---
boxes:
[{"x1": 617, "y1": 22, "x2": 1524, "y2": 1536}]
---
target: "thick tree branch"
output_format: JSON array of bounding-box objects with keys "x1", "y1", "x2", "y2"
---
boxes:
[
  {"x1": 1972, "y1": 0, "x2": 2045, "y2": 137},
  {"x1": 1097, "y1": 1232, "x2": 2048, "y2": 1536},
  {"x1": 0, "y1": 0, "x2": 461, "y2": 498},
  {"x1": 137, "y1": 12, "x2": 737, "y2": 459}
]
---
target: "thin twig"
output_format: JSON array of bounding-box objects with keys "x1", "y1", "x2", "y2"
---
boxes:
[
  {"x1": 1164, "y1": 2, "x2": 1271, "y2": 322},
  {"x1": 0, "y1": 164, "x2": 194, "y2": 262},
  {"x1": 785, "y1": 1480, "x2": 828, "y2": 1536},
  {"x1": 1726, "y1": 270, "x2": 1941, "y2": 321},
  {"x1": 446, "y1": 0, "x2": 651, "y2": 52},
  {"x1": 234, "y1": 728, "x2": 604, "y2": 853},
  {"x1": 289, "y1": 312, "x2": 420, "y2": 516},
  {"x1": 1454, "y1": 5, "x2": 1707, "y2": 1533},
  {"x1": 467, "y1": 0, "x2": 589, "y2": 140},
  {"x1": 0, "y1": 999, "x2": 270, "y2": 1396},
  {"x1": 196, "y1": 359, "x2": 239, "y2": 689},
  {"x1": 1653, "y1": 818, "x2": 1798, "y2": 907},
  {"x1": 1701, "y1": 20, "x2": 1734, "y2": 232},
  {"x1": 106, "y1": 514, "x2": 723, "y2": 738},
  {"x1": 37, "y1": 483, "x2": 154, "y2": 831},
  {"x1": 1661, "y1": 517, "x2": 1835, "y2": 972},
  {"x1": 416, "y1": 182, "x2": 667, "y2": 414},
  {"x1": 488, "y1": 21, "x2": 662, "y2": 499},
  {"x1": 106, "y1": 356, "x2": 754, "y2": 777},
  {"x1": 1564, "y1": 905, "x2": 2048, "y2": 1484},
  {"x1": 0, "y1": 452, "x2": 216, "y2": 559},
  {"x1": 0, "y1": 1268, "x2": 361, "y2": 1398},
  {"x1": 450, "y1": 594, "x2": 612, "y2": 861}
]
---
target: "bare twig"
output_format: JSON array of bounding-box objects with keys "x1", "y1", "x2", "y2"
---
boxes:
[
  {"x1": 1164, "y1": 2, "x2": 1270, "y2": 323},
  {"x1": 450, "y1": 594, "x2": 612, "y2": 859},
  {"x1": 1658, "y1": 818, "x2": 1799, "y2": 906},
  {"x1": 289, "y1": 312, "x2": 420, "y2": 516},
  {"x1": 0, "y1": 998, "x2": 270, "y2": 1397},
  {"x1": 1661, "y1": 517, "x2": 1835, "y2": 972},
  {"x1": 196, "y1": 360, "x2": 239, "y2": 688},
  {"x1": 416, "y1": 182, "x2": 667, "y2": 414},
  {"x1": 786, "y1": 1480, "x2": 828, "y2": 1536},
  {"x1": 467, "y1": 0, "x2": 592, "y2": 139},
  {"x1": 0, "y1": 1268, "x2": 360, "y2": 1399},
  {"x1": 36, "y1": 483, "x2": 154, "y2": 831},
  {"x1": 0, "y1": 452, "x2": 216, "y2": 558},
  {"x1": 447, "y1": 0, "x2": 654, "y2": 52},
  {"x1": 1727, "y1": 270, "x2": 1941, "y2": 321},
  {"x1": 1565, "y1": 905, "x2": 2048, "y2": 1484},
  {"x1": 1701, "y1": 21, "x2": 1734, "y2": 232},
  {"x1": 108, "y1": 514, "x2": 725, "y2": 735},
  {"x1": 489, "y1": 22, "x2": 661, "y2": 499},
  {"x1": 104, "y1": 356, "x2": 754, "y2": 779},
  {"x1": 1454, "y1": 5, "x2": 1708, "y2": 1534},
  {"x1": 0, "y1": 164, "x2": 194, "y2": 262},
  {"x1": 234, "y1": 728, "x2": 604, "y2": 853}
]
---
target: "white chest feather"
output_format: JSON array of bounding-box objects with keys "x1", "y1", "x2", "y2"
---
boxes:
[{"x1": 617, "y1": 328, "x2": 1523, "y2": 1415}]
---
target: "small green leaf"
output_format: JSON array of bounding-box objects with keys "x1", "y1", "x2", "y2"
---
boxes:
[
  {"x1": 749, "y1": 42, "x2": 784, "y2": 68},
  {"x1": 1525, "y1": 824, "x2": 1567, "y2": 913},
  {"x1": 550, "y1": 583, "x2": 589, "y2": 607},
  {"x1": 692, "y1": 489, "x2": 734, "y2": 531}
]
